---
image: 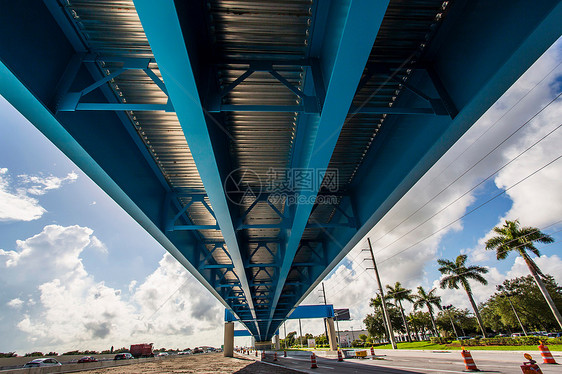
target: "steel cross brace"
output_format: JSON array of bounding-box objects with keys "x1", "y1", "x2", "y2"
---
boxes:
[
  {"x1": 166, "y1": 194, "x2": 219, "y2": 231},
  {"x1": 207, "y1": 59, "x2": 322, "y2": 114},
  {"x1": 354, "y1": 62, "x2": 453, "y2": 117},
  {"x1": 57, "y1": 55, "x2": 174, "y2": 112}
]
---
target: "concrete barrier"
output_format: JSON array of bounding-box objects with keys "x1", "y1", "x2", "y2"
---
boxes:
[{"x1": 0, "y1": 357, "x2": 157, "y2": 374}]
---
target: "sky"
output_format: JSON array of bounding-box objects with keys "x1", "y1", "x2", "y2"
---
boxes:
[{"x1": 1, "y1": 37, "x2": 561, "y2": 354}]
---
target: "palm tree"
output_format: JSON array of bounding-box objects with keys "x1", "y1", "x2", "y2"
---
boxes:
[
  {"x1": 386, "y1": 282, "x2": 414, "y2": 342},
  {"x1": 413, "y1": 286, "x2": 441, "y2": 337},
  {"x1": 485, "y1": 219, "x2": 561, "y2": 329},
  {"x1": 438, "y1": 254, "x2": 488, "y2": 338}
]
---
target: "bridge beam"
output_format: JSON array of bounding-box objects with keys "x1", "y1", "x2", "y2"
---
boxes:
[
  {"x1": 133, "y1": 0, "x2": 258, "y2": 334},
  {"x1": 289, "y1": 0, "x2": 562, "y2": 317},
  {"x1": 266, "y1": 0, "x2": 390, "y2": 337}
]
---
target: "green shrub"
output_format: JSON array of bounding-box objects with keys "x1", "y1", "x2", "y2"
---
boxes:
[
  {"x1": 456, "y1": 336, "x2": 559, "y2": 346},
  {"x1": 24, "y1": 352, "x2": 43, "y2": 357},
  {"x1": 430, "y1": 337, "x2": 452, "y2": 344}
]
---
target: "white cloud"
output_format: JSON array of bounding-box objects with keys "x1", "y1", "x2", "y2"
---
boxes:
[
  {"x1": 0, "y1": 168, "x2": 45, "y2": 221},
  {"x1": 0, "y1": 168, "x2": 78, "y2": 222},
  {"x1": 305, "y1": 38, "x2": 562, "y2": 328},
  {"x1": 18, "y1": 171, "x2": 78, "y2": 196},
  {"x1": 128, "y1": 280, "x2": 137, "y2": 293},
  {"x1": 7, "y1": 298, "x2": 24, "y2": 309},
  {"x1": 507, "y1": 254, "x2": 562, "y2": 283},
  {"x1": 0, "y1": 225, "x2": 224, "y2": 354},
  {"x1": 88, "y1": 235, "x2": 108, "y2": 254}
]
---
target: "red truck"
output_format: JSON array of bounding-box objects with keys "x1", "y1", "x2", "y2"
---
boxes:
[{"x1": 130, "y1": 343, "x2": 154, "y2": 358}]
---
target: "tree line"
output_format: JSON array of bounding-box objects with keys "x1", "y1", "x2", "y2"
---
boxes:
[{"x1": 364, "y1": 220, "x2": 562, "y2": 341}]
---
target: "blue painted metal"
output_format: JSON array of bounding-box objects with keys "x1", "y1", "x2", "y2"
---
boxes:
[
  {"x1": 234, "y1": 330, "x2": 252, "y2": 337},
  {"x1": 225, "y1": 309, "x2": 237, "y2": 322},
  {"x1": 290, "y1": 0, "x2": 562, "y2": 314},
  {"x1": 0, "y1": 58, "x2": 231, "y2": 315},
  {"x1": 2, "y1": 0, "x2": 560, "y2": 346},
  {"x1": 133, "y1": 0, "x2": 259, "y2": 334},
  {"x1": 288, "y1": 305, "x2": 334, "y2": 320},
  {"x1": 226, "y1": 304, "x2": 334, "y2": 322},
  {"x1": 266, "y1": 0, "x2": 390, "y2": 336}
]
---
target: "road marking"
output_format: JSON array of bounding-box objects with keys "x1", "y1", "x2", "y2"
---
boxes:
[{"x1": 371, "y1": 363, "x2": 469, "y2": 373}]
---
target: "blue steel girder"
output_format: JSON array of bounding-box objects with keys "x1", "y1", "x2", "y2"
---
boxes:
[
  {"x1": 132, "y1": 0, "x2": 260, "y2": 334},
  {"x1": 265, "y1": 0, "x2": 390, "y2": 337},
  {"x1": 0, "y1": 0, "x2": 260, "y2": 334},
  {"x1": 53, "y1": 54, "x2": 451, "y2": 117},
  {"x1": 286, "y1": 0, "x2": 562, "y2": 324},
  {"x1": 0, "y1": 39, "x2": 248, "y2": 337},
  {"x1": 1, "y1": 0, "x2": 560, "y2": 345}
]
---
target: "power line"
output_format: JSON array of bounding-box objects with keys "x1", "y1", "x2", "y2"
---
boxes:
[
  {"x1": 335, "y1": 233, "x2": 562, "y2": 315},
  {"x1": 371, "y1": 91, "x2": 562, "y2": 253},
  {"x1": 324, "y1": 224, "x2": 562, "y2": 310},
  {"x1": 313, "y1": 61, "x2": 562, "y2": 316},
  {"x1": 378, "y1": 154, "x2": 562, "y2": 265},
  {"x1": 374, "y1": 122, "x2": 562, "y2": 257}
]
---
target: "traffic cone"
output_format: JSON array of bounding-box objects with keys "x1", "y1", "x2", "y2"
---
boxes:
[
  {"x1": 261, "y1": 351, "x2": 265, "y2": 360},
  {"x1": 461, "y1": 348, "x2": 480, "y2": 371},
  {"x1": 255, "y1": 350, "x2": 258, "y2": 357},
  {"x1": 337, "y1": 350, "x2": 344, "y2": 362},
  {"x1": 370, "y1": 346, "x2": 375, "y2": 359},
  {"x1": 538, "y1": 341, "x2": 557, "y2": 364},
  {"x1": 284, "y1": 350, "x2": 287, "y2": 357},
  {"x1": 310, "y1": 353, "x2": 318, "y2": 369},
  {"x1": 273, "y1": 352, "x2": 278, "y2": 362}
]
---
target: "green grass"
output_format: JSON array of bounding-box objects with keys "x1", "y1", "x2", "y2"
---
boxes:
[{"x1": 367, "y1": 341, "x2": 562, "y2": 351}]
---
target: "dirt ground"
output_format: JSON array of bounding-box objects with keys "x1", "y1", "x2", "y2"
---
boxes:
[{"x1": 80, "y1": 353, "x2": 301, "y2": 374}]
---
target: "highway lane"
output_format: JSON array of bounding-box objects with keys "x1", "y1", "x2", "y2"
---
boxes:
[{"x1": 242, "y1": 349, "x2": 562, "y2": 373}]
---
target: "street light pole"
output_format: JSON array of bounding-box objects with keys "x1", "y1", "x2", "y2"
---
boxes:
[
  {"x1": 284, "y1": 321, "x2": 287, "y2": 349},
  {"x1": 321, "y1": 282, "x2": 329, "y2": 345},
  {"x1": 334, "y1": 311, "x2": 341, "y2": 348},
  {"x1": 497, "y1": 285, "x2": 527, "y2": 337},
  {"x1": 299, "y1": 319, "x2": 303, "y2": 348},
  {"x1": 442, "y1": 305, "x2": 459, "y2": 340}
]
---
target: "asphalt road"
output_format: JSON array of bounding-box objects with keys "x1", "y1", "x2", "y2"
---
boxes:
[{"x1": 243, "y1": 349, "x2": 561, "y2": 374}]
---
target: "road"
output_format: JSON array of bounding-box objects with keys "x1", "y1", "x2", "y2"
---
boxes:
[{"x1": 241, "y1": 349, "x2": 561, "y2": 373}]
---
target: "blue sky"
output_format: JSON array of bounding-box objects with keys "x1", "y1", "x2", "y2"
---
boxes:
[{"x1": 1, "y1": 37, "x2": 562, "y2": 353}]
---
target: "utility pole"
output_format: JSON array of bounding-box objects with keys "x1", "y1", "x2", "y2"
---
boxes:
[
  {"x1": 320, "y1": 282, "x2": 329, "y2": 344},
  {"x1": 367, "y1": 237, "x2": 397, "y2": 349}
]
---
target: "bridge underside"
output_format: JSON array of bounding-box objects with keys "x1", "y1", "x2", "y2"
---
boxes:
[{"x1": 1, "y1": 0, "x2": 560, "y2": 340}]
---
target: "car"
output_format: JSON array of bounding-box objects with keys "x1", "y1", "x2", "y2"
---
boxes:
[
  {"x1": 77, "y1": 356, "x2": 98, "y2": 363},
  {"x1": 157, "y1": 352, "x2": 169, "y2": 356},
  {"x1": 23, "y1": 358, "x2": 62, "y2": 368},
  {"x1": 511, "y1": 333, "x2": 523, "y2": 337},
  {"x1": 114, "y1": 353, "x2": 134, "y2": 360},
  {"x1": 546, "y1": 332, "x2": 562, "y2": 338}
]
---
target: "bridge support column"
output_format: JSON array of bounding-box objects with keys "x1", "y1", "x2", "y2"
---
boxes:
[
  {"x1": 224, "y1": 322, "x2": 234, "y2": 357},
  {"x1": 274, "y1": 334, "x2": 280, "y2": 350},
  {"x1": 326, "y1": 317, "x2": 338, "y2": 351}
]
